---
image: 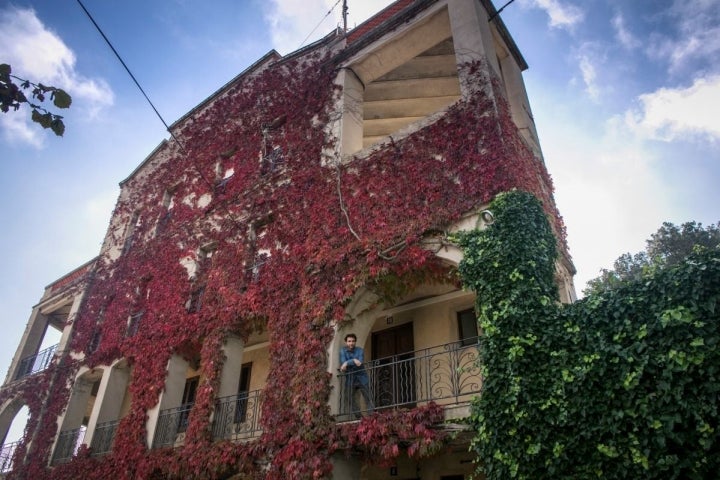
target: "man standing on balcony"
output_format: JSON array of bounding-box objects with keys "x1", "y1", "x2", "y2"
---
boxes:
[{"x1": 339, "y1": 333, "x2": 374, "y2": 419}]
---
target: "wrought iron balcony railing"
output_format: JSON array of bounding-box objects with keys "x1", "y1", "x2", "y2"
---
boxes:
[
  {"x1": 337, "y1": 337, "x2": 481, "y2": 421},
  {"x1": 14, "y1": 344, "x2": 59, "y2": 380},
  {"x1": 152, "y1": 402, "x2": 193, "y2": 449},
  {"x1": 90, "y1": 420, "x2": 119, "y2": 456},
  {"x1": 51, "y1": 426, "x2": 86, "y2": 465},
  {"x1": 1, "y1": 439, "x2": 20, "y2": 473},
  {"x1": 211, "y1": 390, "x2": 263, "y2": 441}
]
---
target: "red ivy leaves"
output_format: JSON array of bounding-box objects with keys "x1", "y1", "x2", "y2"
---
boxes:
[{"x1": 4, "y1": 38, "x2": 567, "y2": 480}]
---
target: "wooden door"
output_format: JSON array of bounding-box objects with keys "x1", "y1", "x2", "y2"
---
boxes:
[{"x1": 372, "y1": 323, "x2": 415, "y2": 408}]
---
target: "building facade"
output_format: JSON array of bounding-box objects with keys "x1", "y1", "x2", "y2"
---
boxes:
[{"x1": 0, "y1": 1, "x2": 575, "y2": 478}]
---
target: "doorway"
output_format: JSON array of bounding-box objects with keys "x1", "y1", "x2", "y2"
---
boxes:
[{"x1": 372, "y1": 323, "x2": 415, "y2": 408}]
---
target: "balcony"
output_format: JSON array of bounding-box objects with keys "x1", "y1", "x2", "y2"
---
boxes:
[
  {"x1": 14, "y1": 344, "x2": 58, "y2": 380},
  {"x1": 51, "y1": 426, "x2": 85, "y2": 465},
  {"x1": 1, "y1": 439, "x2": 20, "y2": 473},
  {"x1": 211, "y1": 390, "x2": 263, "y2": 441},
  {"x1": 90, "y1": 420, "x2": 119, "y2": 457},
  {"x1": 337, "y1": 337, "x2": 481, "y2": 421},
  {"x1": 152, "y1": 403, "x2": 193, "y2": 449},
  {"x1": 145, "y1": 338, "x2": 479, "y2": 448}
]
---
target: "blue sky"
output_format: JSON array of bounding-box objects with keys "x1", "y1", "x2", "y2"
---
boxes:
[{"x1": 1, "y1": 0, "x2": 719, "y2": 441}]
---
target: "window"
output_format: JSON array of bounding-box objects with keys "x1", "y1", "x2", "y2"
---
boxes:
[
  {"x1": 250, "y1": 251, "x2": 269, "y2": 283},
  {"x1": 457, "y1": 308, "x2": 478, "y2": 346},
  {"x1": 122, "y1": 212, "x2": 140, "y2": 254},
  {"x1": 126, "y1": 311, "x2": 143, "y2": 337},
  {"x1": 261, "y1": 115, "x2": 286, "y2": 175},
  {"x1": 127, "y1": 280, "x2": 149, "y2": 337},
  {"x1": 182, "y1": 376, "x2": 199, "y2": 406},
  {"x1": 262, "y1": 146, "x2": 283, "y2": 174},
  {"x1": 154, "y1": 189, "x2": 175, "y2": 236},
  {"x1": 187, "y1": 244, "x2": 215, "y2": 312},
  {"x1": 235, "y1": 363, "x2": 253, "y2": 423},
  {"x1": 179, "y1": 376, "x2": 199, "y2": 433},
  {"x1": 186, "y1": 285, "x2": 205, "y2": 313},
  {"x1": 88, "y1": 330, "x2": 102, "y2": 353},
  {"x1": 246, "y1": 223, "x2": 270, "y2": 284}
]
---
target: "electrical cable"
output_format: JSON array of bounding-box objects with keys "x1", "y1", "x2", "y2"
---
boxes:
[
  {"x1": 75, "y1": 0, "x2": 185, "y2": 149},
  {"x1": 299, "y1": 0, "x2": 343, "y2": 47},
  {"x1": 74, "y1": 0, "x2": 257, "y2": 246},
  {"x1": 489, "y1": 0, "x2": 517, "y2": 22}
]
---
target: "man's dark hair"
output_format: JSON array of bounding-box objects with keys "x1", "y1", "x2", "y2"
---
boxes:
[{"x1": 344, "y1": 333, "x2": 357, "y2": 341}]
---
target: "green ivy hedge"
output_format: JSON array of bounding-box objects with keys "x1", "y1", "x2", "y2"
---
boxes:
[{"x1": 456, "y1": 190, "x2": 720, "y2": 479}]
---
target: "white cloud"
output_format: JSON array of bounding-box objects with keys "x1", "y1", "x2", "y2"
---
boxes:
[
  {"x1": 578, "y1": 55, "x2": 599, "y2": 101},
  {"x1": 571, "y1": 43, "x2": 606, "y2": 102},
  {"x1": 624, "y1": 75, "x2": 720, "y2": 143},
  {"x1": 522, "y1": 0, "x2": 584, "y2": 30},
  {"x1": 612, "y1": 13, "x2": 640, "y2": 50},
  {"x1": 0, "y1": 6, "x2": 114, "y2": 146},
  {"x1": 541, "y1": 115, "x2": 670, "y2": 295},
  {"x1": 647, "y1": 0, "x2": 720, "y2": 73},
  {"x1": 0, "y1": 106, "x2": 43, "y2": 147}
]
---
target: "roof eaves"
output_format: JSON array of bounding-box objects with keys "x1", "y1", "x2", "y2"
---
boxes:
[
  {"x1": 345, "y1": 0, "x2": 417, "y2": 44},
  {"x1": 481, "y1": 0, "x2": 528, "y2": 71},
  {"x1": 274, "y1": 28, "x2": 342, "y2": 66},
  {"x1": 169, "y1": 49, "x2": 283, "y2": 131},
  {"x1": 42, "y1": 256, "x2": 98, "y2": 293},
  {"x1": 119, "y1": 139, "x2": 169, "y2": 187},
  {"x1": 119, "y1": 50, "x2": 282, "y2": 187}
]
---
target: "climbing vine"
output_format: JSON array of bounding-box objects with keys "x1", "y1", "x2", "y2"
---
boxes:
[
  {"x1": 457, "y1": 190, "x2": 720, "y2": 479},
  {"x1": 5, "y1": 34, "x2": 566, "y2": 480}
]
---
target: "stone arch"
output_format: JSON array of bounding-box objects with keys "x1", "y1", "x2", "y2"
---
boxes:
[
  {"x1": 0, "y1": 396, "x2": 28, "y2": 445},
  {"x1": 0, "y1": 396, "x2": 29, "y2": 474}
]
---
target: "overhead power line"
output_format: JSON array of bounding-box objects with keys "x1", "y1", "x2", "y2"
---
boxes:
[
  {"x1": 489, "y1": 0, "x2": 517, "y2": 22},
  {"x1": 75, "y1": 0, "x2": 180, "y2": 146},
  {"x1": 299, "y1": 0, "x2": 344, "y2": 48}
]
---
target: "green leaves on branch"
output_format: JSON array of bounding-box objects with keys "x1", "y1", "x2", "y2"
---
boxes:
[
  {"x1": 457, "y1": 190, "x2": 720, "y2": 479},
  {"x1": 0, "y1": 63, "x2": 72, "y2": 136}
]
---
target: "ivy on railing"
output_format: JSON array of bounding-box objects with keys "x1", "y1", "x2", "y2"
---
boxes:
[
  {"x1": 1, "y1": 439, "x2": 20, "y2": 473},
  {"x1": 51, "y1": 427, "x2": 85, "y2": 465},
  {"x1": 90, "y1": 420, "x2": 119, "y2": 456}
]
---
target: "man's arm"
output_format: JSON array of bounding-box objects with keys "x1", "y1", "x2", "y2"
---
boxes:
[
  {"x1": 354, "y1": 347, "x2": 364, "y2": 366},
  {"x1": 340, "y1": 348, "x2": 349, "y2": 371}
]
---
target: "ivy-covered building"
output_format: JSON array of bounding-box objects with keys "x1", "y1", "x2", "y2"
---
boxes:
[{"x1": 0, "y1": 1, "x2": 575, "y2": 478}]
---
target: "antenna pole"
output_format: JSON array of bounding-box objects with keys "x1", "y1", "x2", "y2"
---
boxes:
[{"x1": 342, "y1": 0, "x2": 348, "y2": 33}]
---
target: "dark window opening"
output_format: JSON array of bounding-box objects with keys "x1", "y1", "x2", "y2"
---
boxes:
[
  {"x1": 250, "y1": 252, "x2": 269, "y2": 283},
  {"x1": 262, "y1": 146, "x2": 284, "y2": 174},
  {"x1": 186, "y1": 286, "x2": 205, "y2": 313},
  {"x1": 126, "y1": 311, "x2": 144, "y2": 337},
  {"x1": 179, "y1": 376, "x2": 200, "y2": 432},
  {"x1": 122, "y1": 212, "x2": 140, "y2": 254},
  {"x1": 155, "y1": 210, "x2": 172, "y2": 236},
  {"x1": 88, "y1": 330, "x2": 102, "y2": 353},
  {"x1": 236, "y1": 363, "x2": 253, "y2": 423},
  {"x1": 457, "y1": 308, "x2": 478, "y2": 346}
]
